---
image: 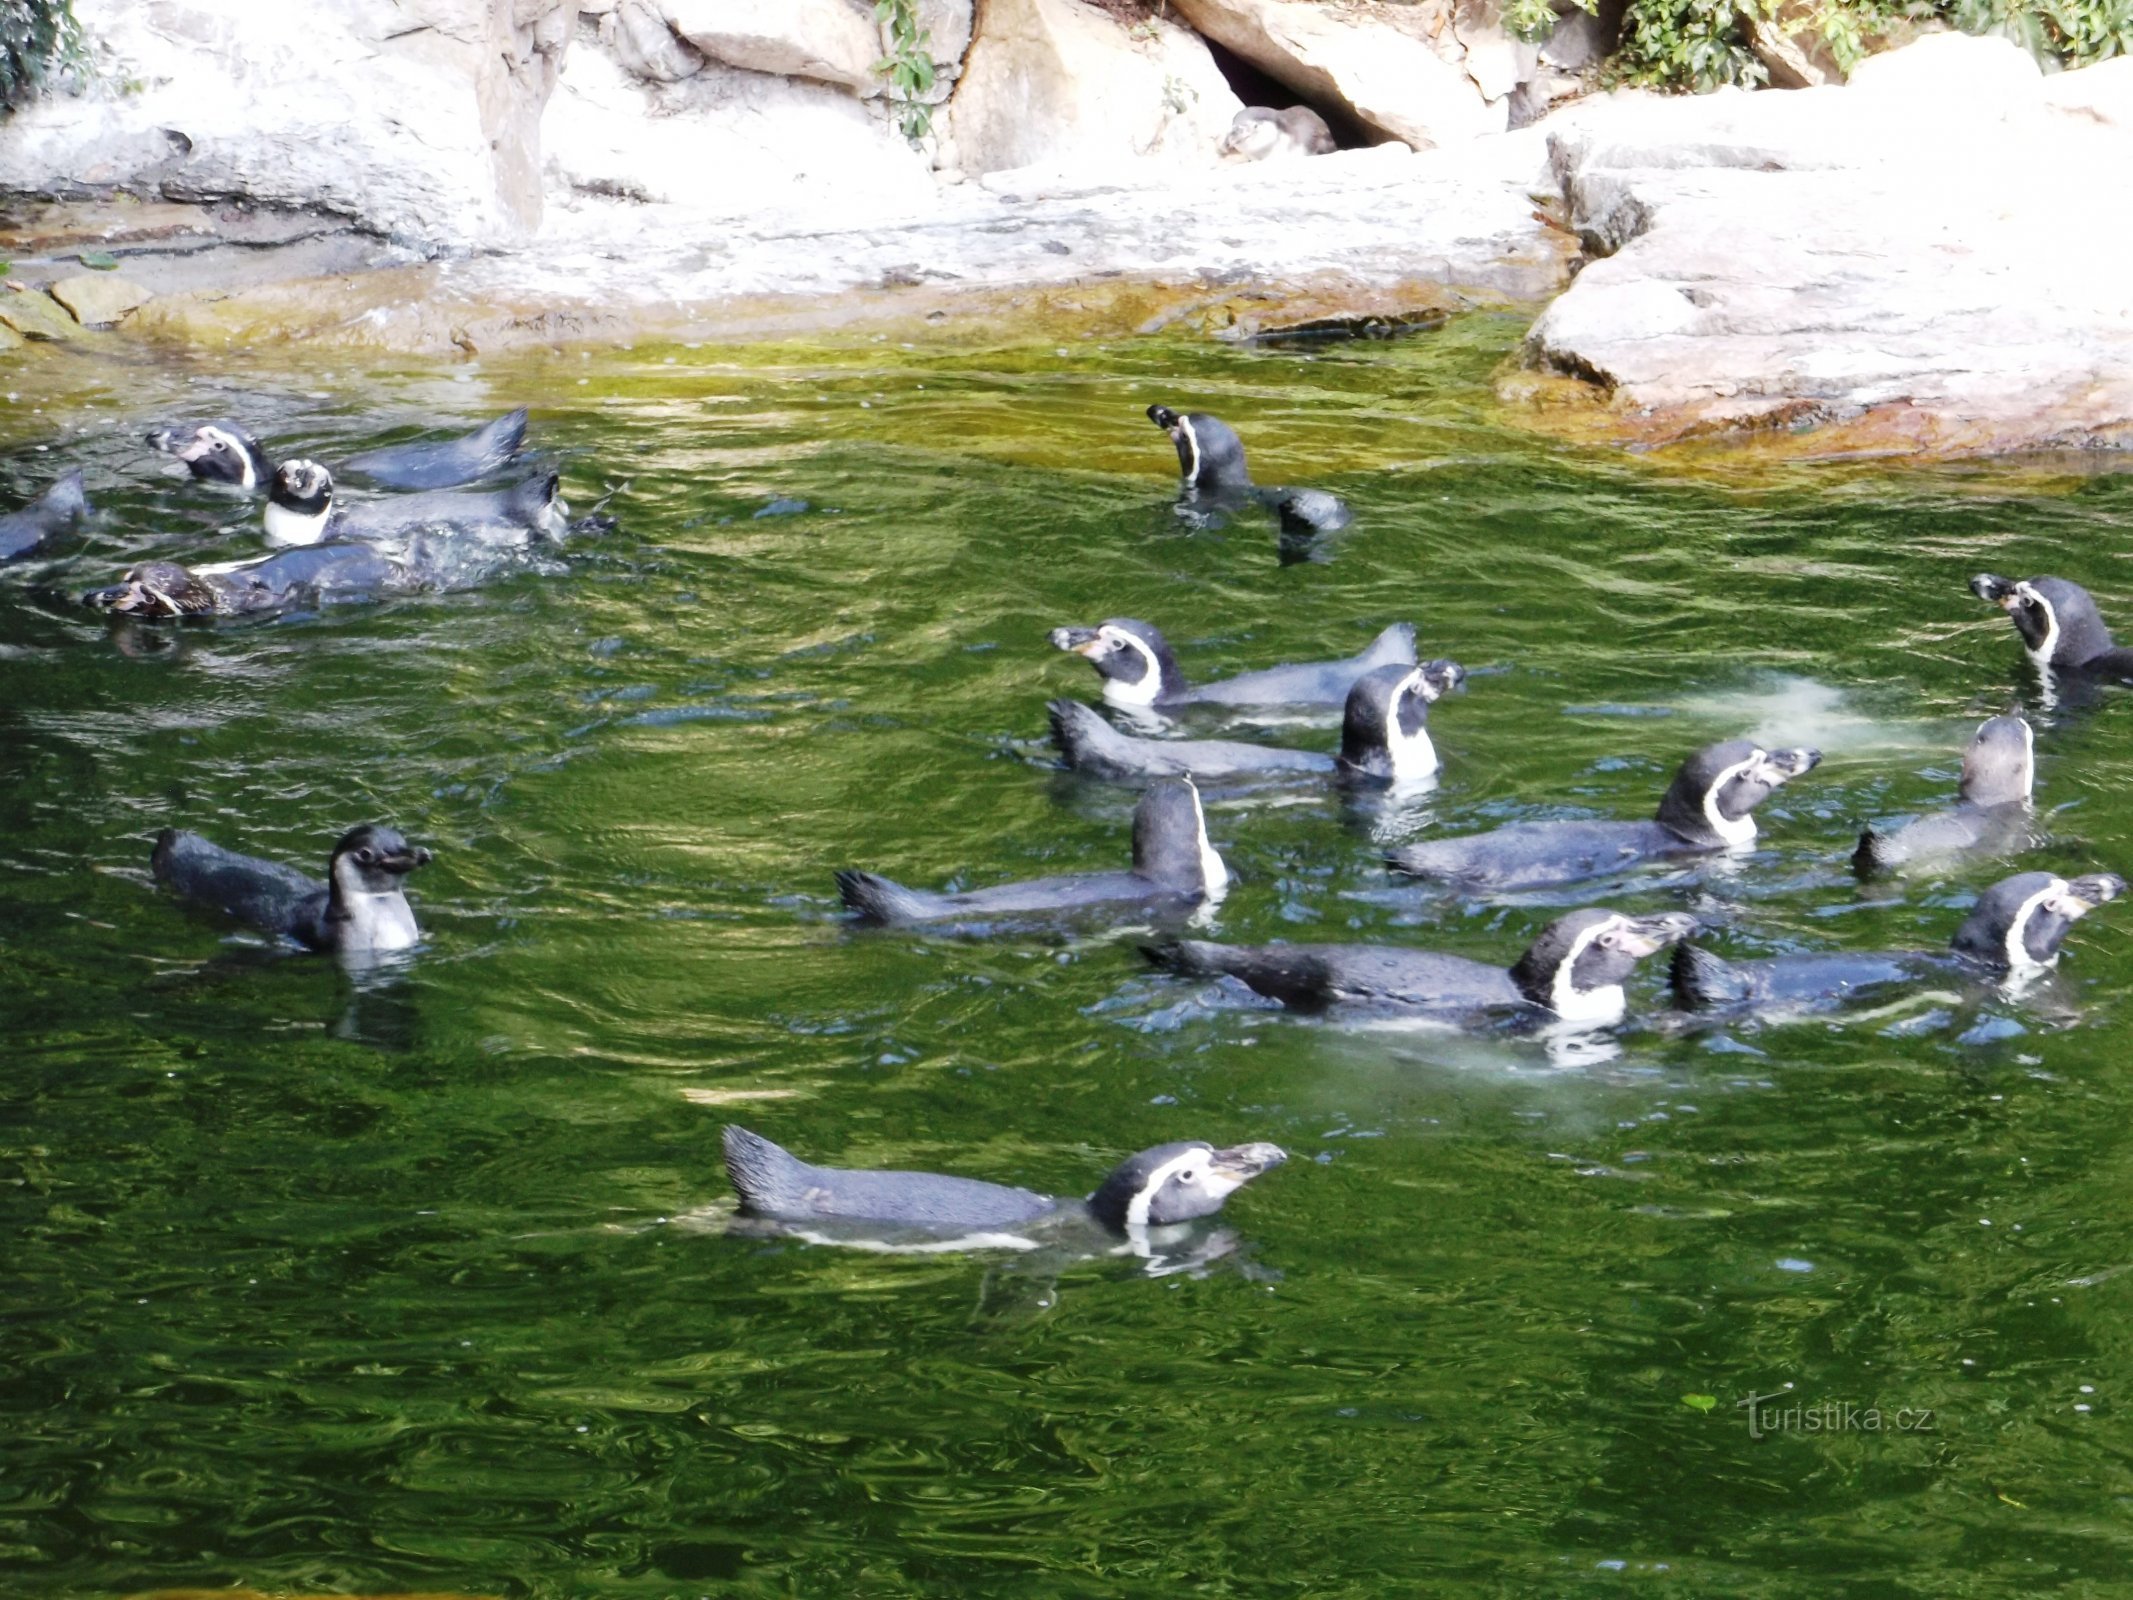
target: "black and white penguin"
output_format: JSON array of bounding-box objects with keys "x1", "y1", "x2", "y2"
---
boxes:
[
  {"x1": 0, "y1": 470, "x2": 90, "y2": 561},
  {"x1": 147, "y1": 408, "x2": 529, "y2": 493},
  {"x1": 1150, "y1": 909, "x2": 1697, "y2": 1028},
  {"x1": 1049, "y1": 617, "x2": 1416, "y2": 712},
  {"x1": 1387, "y1": 739, "x2": 1822, "y2": 892},
  {"x1": 1218, "y1": 105, "x2": 1337, "y2": 161},
  {"x1": 837, "y1": 776, "x2": 1226, "y2": 928},
  {"x1": 1048, "y1": 659, "x2": 1464, "y2": 786},
  {"x1": 151, "y1": 823, "x2": 433, "y2": 954},
  {"x1": 722, "y1": 1125, "x2": 1286, "y2": 1244},
  {"x1": 1671, "y1": 869, "x2": 2125, "y2": 1015},
  {"x1": 1853, "y1": 713, "x2": 2035, "y2": 876},
  {"x1": 263, "y1": 459, "x2": 565, "y2": 549},
  {"x1": 1145, "y1": 405, "x2": 1352, "y2": 538},
  {"x1": 1970, "y1": 573, "x2": 2133, "y2": 684}
]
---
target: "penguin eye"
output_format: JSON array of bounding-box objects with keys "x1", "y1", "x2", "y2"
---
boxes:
[
  {"x1": 1178, "y1": 1169, "x2": 1197, "y2": 1184},
  {"x1": 354, "y1": 847, "x2": 376, "y2": 865}
]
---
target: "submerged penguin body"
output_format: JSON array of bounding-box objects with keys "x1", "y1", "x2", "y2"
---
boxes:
[
  {"x1": 0, "y1": 471, "x2": 89, "y2": 560},
  {"x1": 1050, "y1": 616, "x2": 1416, "y2": 712}
]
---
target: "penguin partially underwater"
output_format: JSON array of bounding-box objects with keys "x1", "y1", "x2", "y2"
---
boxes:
[
  {"x1": 147, "y1": 408, "x2": 529, "y2": 492},
  {"x1": 1145, "y1": 404, "x2": 1352, "y2": 545},
  {"x1": 1970, "y1": 573, "x2": 2133, "y2": 686},
  {"x1": 836, "y1": 776, "x2": 1226, "y2": 930},
  {"x1": 1148, "y1": 909, "x2": 1697, "y2": 1029},
  {"x1": 1670, "y1": 870, "x2": 2125, "y2": 1017},
  {"x1": 721, "y1": 1125, "x2": 1286, "y2": 1250},
  {"x1": 151, "y1": 824, "x2": 433, "y2": 955},
  {"x1": 0, "y1": 470, "x2": 90, "y2": 561},
  {"x1": 1049, "y1": 660, "x2": 1466, "y2": 786},
  {"x1": 262, "y1": 459, "x2": 567, "y2": 549},
  {"x1": 1387, "y1": 739, "x2": 1822, "y2": 893},
  {"x1": 1853, "y1": 713, "x2": 2035, "y2": 877},
  {"x1": 1049, "y1": 617, "x2": 1417, "y2": 712}
]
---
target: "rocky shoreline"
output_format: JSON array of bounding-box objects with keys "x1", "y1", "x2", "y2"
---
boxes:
[{"x1": 2, "y1": 2, "x2": 2130, "y2": 462}]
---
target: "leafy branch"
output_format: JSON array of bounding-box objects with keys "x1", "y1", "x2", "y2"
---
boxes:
[{"x1": 874, "y1": 0, "x2": 936, "y2": 142}]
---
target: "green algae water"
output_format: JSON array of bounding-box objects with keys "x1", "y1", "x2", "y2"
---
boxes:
[{"x1": 8, "y1": 315, "x2": 2133, "y2": 1598}]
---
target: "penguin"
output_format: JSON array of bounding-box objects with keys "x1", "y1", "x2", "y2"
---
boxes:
[
  {"x1": 147, "y1": 408, "x2": 529, "y2": 493},
  {"x1": 837, "y1": 776, "x2": 1226, "y2": 928},
  {"x1": 262, "y1": 459, "x2": 566, "y2": 550},
  {"x1": 1149, "y1": 909, "x2": 1697, "y2": 1028},
  {"x1": 1670, "y1": 870, "x2": 2125, "y2": 1016},
  {"x1": 1853, "y1": 713, "x2": 2035, "y2": 876},
  {"x1": 1050, "y1": 617, "x2": 1416, "y2": 712},
  {"x1": 1387, "y1": 739, "x2": 1822, "y2": 893},
  {"x1": 0, "y1": 470, "x2": 89, "y2": 561},
  {"x1": 1219, "y1": 105, "x2": 1337, "y2": 161},
  {"x1": 1047, "y1": 659, "x2": 1464, "y2": 786},
  {"x1": 151, "y1": 823, "x2": 433, "y2": 954},
  {"x1": 1145, "y1": 405, "x2": 1352, "y2": 538},
  {"x1": 1970, "y1": 573, "x2": 2133, "y2": 684},
  {"x1": 722, "y1": 1125, "x2": 1286, "y2": 1246}
]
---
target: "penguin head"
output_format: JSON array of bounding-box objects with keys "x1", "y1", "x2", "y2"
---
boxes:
[
  {"x1": 1049, "y1": 618, "x2": 1186, "y2": 709},
  {"x1": 1218, "y1": 106, "x2": 1285, "y2": 160},
  {"x1": 328, "y1": 824, "x2": 433, "y2": 895},
  {"x1": 1085, "y1": 1139, "x2": 1287, "y2": 1230},
  {"x1": 1338, "y1": 659, "x2": 1464, "y2": 782},
  {"x1": 1951, "y1": 870, "x2": 2124, "y2": 973},
  {"x1": 1656, "y1": 739, "x2": 1821, "y2": 848},
  {"x1": 81, "y1": 561, "x2": 218, "y2": 618},
  {"x1": 1971, "y1": 573, "x2": 2112, "y2": 670},
  {"x1": 1509, "y1": 909, "x2": 1698, "y2": 1024},
  {"x1": 266, "y1": 459, "x2": 336, "y2": 547},
  {"x1": 1131, "y1": 776, "x2": 1228, "y2": 897},
  {"x1": 156, "y1": 421, "x2": 269, "y2": 490},
  {"x1": 1146, "y1": 404, "x2": 1251, "y2": 495},
  {"x1": 1958, "y1": 712, "x2": 2035, "y2": 808}
]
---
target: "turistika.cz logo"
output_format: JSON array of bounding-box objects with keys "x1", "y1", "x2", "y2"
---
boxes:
[{"x1": 1738, "y1": 1391, "x2": 1938, "y2": 1440}]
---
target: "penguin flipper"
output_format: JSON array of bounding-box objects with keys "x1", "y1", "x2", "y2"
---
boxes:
[
  {"x1": 835, "y1": 868, "x2": 937, "y2": 925},
  {"x1": 1670, "y1": 942, "x2": 1756, "y2": 1010},
  {"x1": 1852, "y1": 826, "x2": 1893, "y2": 877},
  {"x1": 343, "y1": 409, "x2": 532, "y2": 490},
  {"x1": 1048, "y1": 699, "x2": 1162, "y2": 781}
]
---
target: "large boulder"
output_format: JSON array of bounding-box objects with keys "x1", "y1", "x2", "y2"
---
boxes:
[
  {"x1": 1167, "y1": 0, "x2": 1503, "y2": 149},
  {"x1": 948, "y1": 0, "x2": 1242, "y2": 176},
  {"x1": 1519, "y1": 35, "x2": 2133, "y2": 453},
  {"x1": 0, "y1": 0, "x2": 570, "y2": 247},
  {"x1": 599, "y1": 0, "x2": 974, "y2": 102}
]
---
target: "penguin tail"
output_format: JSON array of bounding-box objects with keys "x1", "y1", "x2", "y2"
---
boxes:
[
  {"x1": 43, "y1": 470, "x2": 90, "y2": 523},
  {"x1": 150, "y1": 827, "x2": 190, "y2": 886},
  {"x1": 485, "y1": 407, "x2": 531, "y2": 458},
  {"x1": 1048, "y1": 699, "x2": 1130, "y2": 773},
  {"x1": 1359, "y1": 621, "x2": 1417, "y2": 668},
  {"x1": 721, "y1": 1125, "x2": 811, "y2": 1218},
  {"x1": 1851, "y1": 826, "x2": 1891, "y2": 878},
  {"x1": 1670, "y1": 942, "x2": 1754, "y2": 1011},
  {"x1": 835, "y1": 869, "x2": 931, "y2": 925}
]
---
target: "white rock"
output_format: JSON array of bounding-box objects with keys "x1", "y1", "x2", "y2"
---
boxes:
[{"x1": 659, "y1": 0, "x2": 881, "y2": 94}]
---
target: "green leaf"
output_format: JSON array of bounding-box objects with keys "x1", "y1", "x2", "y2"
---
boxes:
[
  {"x1": 78, "y1": 250, "x2": 119, "y2": 270},
  {"x1": 0, "y1": 261, "x2": 10, "y2": 279},
  {"x1": 1683, "y1": 1393, "x2": 1718, "y2": 1413}
]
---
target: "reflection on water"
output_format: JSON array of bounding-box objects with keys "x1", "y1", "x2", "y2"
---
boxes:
[{"x1": 6, "y1": 319, "x2": 2133, "y2": 1597}]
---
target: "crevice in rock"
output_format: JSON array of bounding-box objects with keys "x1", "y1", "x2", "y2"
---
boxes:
[{"x1": 1196, "y1": 33, "x2": 1373, "y2": 150}]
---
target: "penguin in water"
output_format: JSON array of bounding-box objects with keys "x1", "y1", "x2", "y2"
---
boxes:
[
  {"x1": 1049, "y1": 659, "x2": 1465, "y2": 786},
  {"x1": 1050, "y1": 617, "x2": 1416, "y2": 712},
  {"x1": 1671, "y1": 869, "x2": 2124, "y2": 1017},
  {"x1": 1387, "y1": 739, "x2": 1822, "y2": 893},
  {"x1": 262, "y1": 459, "x2": 566, "y2": 549},
  {"x1": 1853, "y1": 713, "x2": 2035, "y2": 877},
  {"x1": 836, "y1": 776, "x2": 1226, "y2": 930},
  {"x1": 147, "y1": 408, "x2": 529, "y2": 493},
  {"x1": 1970, "y1": 574, "x2": 2133, "y2": 689},
  {"x1": 1149, "y1": 909, "x2": 1696, "y2": 1029},
  {"x1": 721, "y1": 1125, "x2": 1286, "y2": 1251},
  {"x1": 151, "y1": 823, "x2": 433, "y2": 955},
  {"x1": 1145, "y1": 404, "x2": 1351, "y2": 547},
  {"x1": 0, "y1": 470, "x2": 90, "y2": 561}
]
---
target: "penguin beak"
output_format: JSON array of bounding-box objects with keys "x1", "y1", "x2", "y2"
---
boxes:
[
  {"x1": 1616, "y1": 912, "x2": 1698, "y2": 957},
  {"x1": 1761, "y1": 747, "x2": 1821, "y2": 780},
  {"x1": 83, "y1": 576, "x2": 172, "y2": 616},
  {"x1": 1146, "y1": 404, "x2": 1181, "y2": 435},
  {"x1": 2059, "y1": 873, "x2": 2126, "y2": 915},
  {"x1": 1971, "y1": 573, "x2": 2019, "y2": 608},
  {"x1": 1208, "y1": 1142, "x2": 1286, "y2": 1186},
  {"x1": 1419, "y1": 659, "x2": 1467, "y2": 700},
  {"x1": 379, "y1": 846, "x2": 433, "y2": 875},
  {"x1": 1049, "y1": 626, "x2": 1103, "y2": 656}
]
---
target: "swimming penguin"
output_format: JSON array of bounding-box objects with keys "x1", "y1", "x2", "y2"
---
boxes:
[
  {"x1": 837, "y1": 776, "x2": 1226, "y2": 928},
  {"x1": 1149, "y1": 909, "x2": 1696, "y2": 1028},
  {"x1": 1853, "y1": 713, "x2": 2035, "y2": 877},
  {"x1": 1050, "y1": 617, "x2": 1416, "y2": 712},
  {"x1": 1387, "y1": 739, "x2": 1823, "y2": 892},
  {"x1": 263, "y1": 459, "x2": 566, "y2": 549},
  {"x1": 722, "y1": 1125, "x2": 1285, "y2": 1246},
  {"x1": 1970, "y1": 574, "x2": 2133, "y2": 685},
  {"x1": 0, "y1": 470, "x2": 89, "y2": 560},
  {"x1": 1219, "y1": 105, "x2": 1337, "y2": 161},
  {"x1": 147, "y1": 408, "x2": 529, "y2": 493},
  {"x1": 1670, "y1": 869, "x2": 2125, "y2": 1016},
  {"x1": 151, "y1": 823, "x2": 433, "y2": 954},
  {"x1": 1145, "y1": 405, "x2": 1351, "y2": 539},
  {"x1": 1047, "y1": 659, "x2": 1464, "y2": 786}
]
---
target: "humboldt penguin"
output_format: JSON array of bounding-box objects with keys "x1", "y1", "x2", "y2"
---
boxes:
[
  {"x1": 1145, "y1": 404, "x2": 1352, "y2": 540},
  {"x1": 148, "y1": 408, "x2": 529, "y2": 492},
  {"x1": 1853, "y1": 713, "x2": 2035, "y2": 876},
  {"x1": 151, "y1": 823, "x2": 432, "y2": 954},
  {"x1": 1049, "y1": 617, "x2": 1416, "y2": 712}
]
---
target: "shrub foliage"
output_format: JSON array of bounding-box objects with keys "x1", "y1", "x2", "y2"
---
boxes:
[{"x1": 2, "y1": 0, "x2": 77, "y2": 112}]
